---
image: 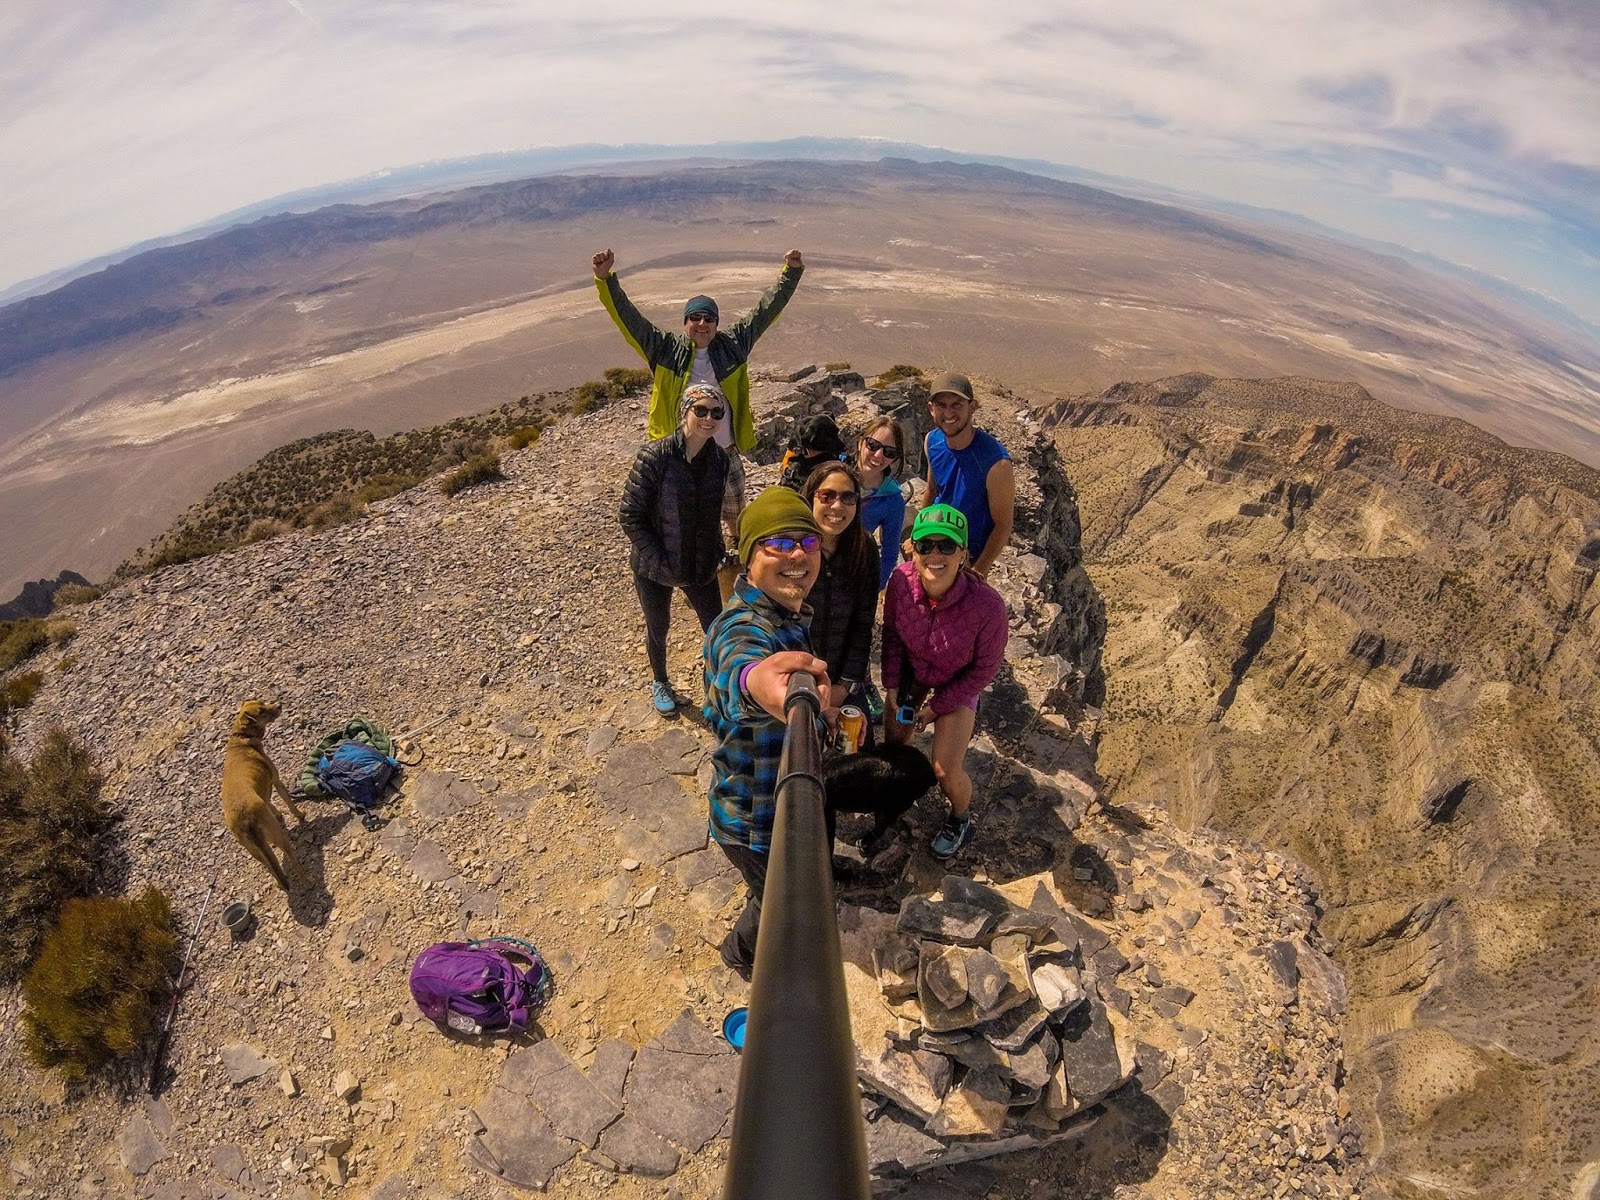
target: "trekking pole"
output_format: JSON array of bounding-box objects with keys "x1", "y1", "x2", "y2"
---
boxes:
[
  {"x1": 148, "y1": 876, "x2": 216, "y2": 1096},
  {"x1": 722, "y1": 672, "x2": 870, "y2": 1200}
]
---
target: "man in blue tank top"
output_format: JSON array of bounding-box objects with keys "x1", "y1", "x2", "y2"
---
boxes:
[{"x1": 919, "y1": 372, "x2": 1015, "y2": 578}]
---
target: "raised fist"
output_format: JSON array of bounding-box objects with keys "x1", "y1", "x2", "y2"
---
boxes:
[
  {"x1": 784, "y1": 249, "x2": 804, "y2": 269},
  {"x1": 592, "y1": 249, "x2": 615, "y2": 279}
]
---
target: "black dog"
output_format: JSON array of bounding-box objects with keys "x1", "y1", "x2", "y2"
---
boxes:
[{"x1": 824, "y1": 742, "x2": 938, "y2": 852}]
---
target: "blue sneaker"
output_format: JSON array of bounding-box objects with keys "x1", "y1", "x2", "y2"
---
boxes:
[
  {"x1": 651, "y1": 681, "x2": 678, "y2": 716},
  {"x1": 930, "y1": 811, "x2": 974, "y2": 859}
]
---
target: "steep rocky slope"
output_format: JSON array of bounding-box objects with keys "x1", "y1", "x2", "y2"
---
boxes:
[
  {"x1": 1048, "y1": 374, "x2": 1600, "y2": 1200},
  {"x1": 0, "y1": 375, "x2": 1360, "y2": 1198}
]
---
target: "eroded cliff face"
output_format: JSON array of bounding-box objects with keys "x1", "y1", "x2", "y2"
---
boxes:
[{"x1": 1048, "y1": 374, "x2": 1600, "y2": 1199}]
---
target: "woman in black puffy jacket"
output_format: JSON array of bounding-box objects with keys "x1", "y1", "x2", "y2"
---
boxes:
[{"x1": 619, "y1": 383, "x2": 730, "y2": 715}]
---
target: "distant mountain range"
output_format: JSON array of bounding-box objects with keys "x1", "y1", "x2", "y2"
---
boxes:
[{"x1": 5, "y1": 137, "x2": 1595, "y2": 344}]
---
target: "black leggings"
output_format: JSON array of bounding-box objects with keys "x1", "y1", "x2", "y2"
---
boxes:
[{"x1": 633, "y1": 573, "x2": 725, "y2": 682}]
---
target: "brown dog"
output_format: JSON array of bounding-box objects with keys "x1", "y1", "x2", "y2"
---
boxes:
[{"x1": 221, "y1": 699, "x2": 306, "y2": 891}]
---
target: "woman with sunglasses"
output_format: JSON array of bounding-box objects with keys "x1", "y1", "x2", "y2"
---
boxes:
[
  {"x1": 881, "y1": 503, "x2": 1008, "y2": 859},
  {"x1": 801, "y1": 462, "x2": 879, "y2": 717},
  {"x1": 853, "y1": 416, "x2": 908, "y2": 593},
  {"x1": 619, "y1": 383, "x2": 730, "y2": 715}
]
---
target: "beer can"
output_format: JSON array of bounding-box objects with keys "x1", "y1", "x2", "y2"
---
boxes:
[{"x1": 839, "y1": 706, "x2": 866, "y2": 754}]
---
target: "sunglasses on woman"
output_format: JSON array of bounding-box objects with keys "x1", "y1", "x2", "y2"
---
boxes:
[
  {"x1": 758, "y1": 534, "x2": 821, "y2": 555},
  {"x1": 690, "y1": 404, "x2": 725, "y2": 420},
  {"x1": 814, "y1": 488, "x2": 858, "y2": 506},
  {"x1": 861, "y1": 436, "x2": 901, "y2": 462},
  {"x1": 913, "y1": 536, "x2": 961, "y2": 556}
]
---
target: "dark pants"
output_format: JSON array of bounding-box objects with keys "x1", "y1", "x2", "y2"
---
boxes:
[
  {"x1": 632, "y1": 574, "x2": 725, "y2": 683},
  {"x1": 718, "y1": 841, "x2": 768, "y2": 968}
]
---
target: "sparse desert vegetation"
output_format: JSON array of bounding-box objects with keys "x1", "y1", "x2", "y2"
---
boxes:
[
  {"x1": 21, "y1": 888, "x2": 176, "y2": 1082},
  {"x1": 0, "y1": 726, "x2": 114, "y2": 981},
  {"x1": 571, "y1": 366, "x2": 651, "y2": 415},
  {"x1": 439, "y1": 452, "x2": 505, "y2": 497},
  {"x1": 116, "y1": 390, "x2": 563, "y2": 577}
]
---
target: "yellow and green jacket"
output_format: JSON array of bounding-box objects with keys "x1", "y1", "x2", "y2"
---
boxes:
[{"x1": 594, "y1": 260, "x2": 804, "y2": 452}]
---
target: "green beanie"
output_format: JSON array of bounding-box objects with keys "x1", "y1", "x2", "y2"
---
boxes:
[{"x1": 738, "y1": 486, "x2": 823, "y2": 564}]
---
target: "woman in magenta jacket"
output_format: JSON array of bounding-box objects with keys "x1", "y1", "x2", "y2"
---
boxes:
[{"x1": 881, "y1": 503, "x2": 1008, "y2": 859}]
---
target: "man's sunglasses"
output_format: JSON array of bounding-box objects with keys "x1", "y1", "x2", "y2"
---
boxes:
[
  {"x1": 686, "y1": 313, "x2": 718, "y2": 325},
  {"x1": 913, "y1": 537, "x2": 962, "y2": 556},
  {"x1": 690, "y1": 404, "x2": 725, "y2": 420},
  {"x1": 814, "y1": 488, "x2": 858, "y2": 506},
  {"x1": 861, "y1": 436, "x2": 901, "y2": 462},
  {"x1": 758, "y1": 534, "x2": 821, "y2": 555}
]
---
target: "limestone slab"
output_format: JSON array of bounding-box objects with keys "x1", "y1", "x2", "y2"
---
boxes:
[
  {"x1": 596, "y1": 1114, "x2": 680, "y2": 1177},
  {"x1": 218, "y1": 1043, "x2": 277, "y2": 1086},
  {"x1": 118, "y1": 1114, "x2": 169, "y2": 1176}
]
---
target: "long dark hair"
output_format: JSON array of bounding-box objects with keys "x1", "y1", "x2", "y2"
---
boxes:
[
  {"x1": 855, "y1": 415, "x2": 906, "y2": 481},
  {"x1": 803, "y1": 461, "x2": 877, "y2": 594}
]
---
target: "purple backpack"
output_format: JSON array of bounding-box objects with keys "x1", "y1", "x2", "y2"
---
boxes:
[{"x1": 408, "y1": 938, "x2": 553, "y2": 1035}]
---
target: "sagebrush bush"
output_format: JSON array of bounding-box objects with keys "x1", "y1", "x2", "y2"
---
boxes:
[
  {"x1": 22, "y1": 888, "x2": 176, "y2": 1082},
  {"x1": 571, "y1": 366, "x2": 652, "y2": 415},
  {"x1": 506, "y1": 425, "x2": 541, "y2": 450},
  {"x1": 825, "y1": 360, "x2": 852, "y2": 372},
  {"x1": 873, "y1": 364, "x2": 925, "y2": 387},
  {"x1": 51, "y1": 584, "x2": 102, "y2": 608},
  {"x1": 0, "y1": 620, "x2": 49, "y2": 670},
  {"x1": 0, "y1": 671, "x2": 43, "y2": 724},
  {"x1": 0, "y1": 727, "x2": 114, "y2": 980},
  {"x1": 440, "y1": 454, "x2": 505, "y2": 497}
]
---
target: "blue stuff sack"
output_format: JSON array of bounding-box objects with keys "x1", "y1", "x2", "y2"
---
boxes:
[{"x1": 316, "y1": 740, "x2": 398, "y2": 827}]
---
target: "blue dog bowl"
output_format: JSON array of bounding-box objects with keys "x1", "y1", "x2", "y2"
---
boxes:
[{"x1": 722, "y1": 1007, "x2": 748, "y2": 1052}]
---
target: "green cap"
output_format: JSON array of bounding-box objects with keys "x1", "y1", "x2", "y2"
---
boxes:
[
  {"x1": 911, "y1": 503, "x2": 968, "y2": 548},
  {"x1": 738, "y1": 486, "x2": 823, "y2": 564}
]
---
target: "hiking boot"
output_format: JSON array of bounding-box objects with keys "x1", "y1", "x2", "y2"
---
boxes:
[
  {"x1": 931, "y1": 811, "x2": 974, "y2": 859},
  {"x1": 862, "y1": 678, "x2": 885, "y2": 722},
  {"x1": 718, "y1": 931, "x2": 753, "y2": 981},
  {"x1": 651, "y1": 681, "x2": 678, "y2": 716}
]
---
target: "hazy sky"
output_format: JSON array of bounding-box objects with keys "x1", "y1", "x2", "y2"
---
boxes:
[{"x1": 4, "y1": 1, "x2": 1599, "y2": 323}]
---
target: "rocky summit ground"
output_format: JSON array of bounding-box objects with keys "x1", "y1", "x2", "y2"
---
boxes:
[{"x1": 2, "y1": 371, "x2": 1362, "y2": 1199}]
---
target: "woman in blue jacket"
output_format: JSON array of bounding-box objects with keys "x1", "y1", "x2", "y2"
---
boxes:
[{"x1": 854, "y1": 416, "x2": 908, "y2": 592}]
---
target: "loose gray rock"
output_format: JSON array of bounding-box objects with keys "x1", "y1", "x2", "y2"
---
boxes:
[
  {"x1": 218, "y1": 1043, "x2": 277, "y2": 1086},
  {"x1": 596, "y1": 1115, "x2": 681, "y2": 1177},
  {"x1": 118, "y1": 1114, "x2": 169, "y2": 1176},
  {"x1": 1056, "y1": 999, "x2": 1124, "y2": 1107},
  {"x1": 898, "y1": 896, "x2": 997, "y2": 946}
]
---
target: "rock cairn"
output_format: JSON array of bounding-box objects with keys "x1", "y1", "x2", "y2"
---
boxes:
[{"x1": 845, "y1": 875, "x2": 1138, "y2": 1175}]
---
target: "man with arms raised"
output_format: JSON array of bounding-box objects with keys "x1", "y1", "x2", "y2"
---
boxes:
[
  {"x1": 592, "y1": 247, "x2": 805, "y2": 568},
  {"x1": 918, "y1": 371, "x2": 1015, "y2": 579},
  {"x1": 703, "y1": 487, "x2": 834, "y2": 976}
]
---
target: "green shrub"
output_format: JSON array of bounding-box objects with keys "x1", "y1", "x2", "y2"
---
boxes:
[
  {"x1": 22, "y1": 888, "x2": 176, "y2": 1082},
  {"x1": 354, "y1": 473, "x2": 422, "y2": 504},
  {"x1": 506, "y1": 425, "x2": 542, "y2": 450},
  {"x1": 52, "y1": 584, "x2": 102, "y2": 608},
  {"x1": 440, "y1": 453, "x2": 505, "y2": 497},
  {"x1": 0, "y1": 620, "x2": 49, "y2": 670},
  {"x1": 572, "y1": 366, "x2": 653, "y2": 415},
  {"x1": 825, "y1": 360, "x2": 852, "y2": 372},
  {"x1": 146, "y1": 536, "x2": 232, "y2": 572},
  {"x1": 0, "y1": 672, "x2": 43, "y2": 724},
  {"x1": 570, "y1": 380, "x2": 610, "y2": 415},
  {"x1": 873, "y1": 364, "x2": 925, "y2": 387},
  {"x1": 0, "y1": 728, "x2": 114, "y2": 980},
  {"x1": 242, "y1": 517, "x2": 289, "y2": 544}
]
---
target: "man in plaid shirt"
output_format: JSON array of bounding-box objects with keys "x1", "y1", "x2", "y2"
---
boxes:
[{"x1": 703, "y1": 487, "x2": 834, "y2": 975}]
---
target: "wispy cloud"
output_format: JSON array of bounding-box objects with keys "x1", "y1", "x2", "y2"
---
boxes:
[{"x1": 1, "y1": 0, "x2": 1596, "y2": 319}]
